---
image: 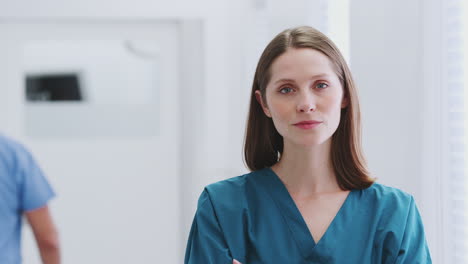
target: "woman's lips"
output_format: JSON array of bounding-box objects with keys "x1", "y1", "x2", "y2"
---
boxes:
[{"x1": 293, "y1": 121, "x2": 322, "y2": 129}]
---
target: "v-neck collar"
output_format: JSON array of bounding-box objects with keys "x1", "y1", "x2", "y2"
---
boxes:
[{"x1": 258, "y1": 167, "x2": 355, "y2": 259}]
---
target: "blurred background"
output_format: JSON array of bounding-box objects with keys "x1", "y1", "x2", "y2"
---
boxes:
[{"x1": 0, "y1": 0, "x2": 466, "y2": 263}]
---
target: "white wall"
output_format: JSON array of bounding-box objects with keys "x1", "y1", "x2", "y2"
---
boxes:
[
  {"x1": 350, "y1": 0, "x2": 423, "y2": 197},
  {"x1": 350, "y1": 0, "x2": 439, "y2": 261},
  {"x1": 1, "y1": 21, "x2": 182, "y2": 263},
  {"x1": 0, "y1": 1, "x2": 218, "y2": 263},
  {"x1": 0, "y1": 1, "x2": 259, "y2": 262}
]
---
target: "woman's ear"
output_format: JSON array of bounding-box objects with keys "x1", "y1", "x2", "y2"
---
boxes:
[
  {"x1": 255, "y1": 90, "x2": 272, "y2": 117},
  {"x1": 341, "y1": 95, "x2": 349, "y2": 108}
]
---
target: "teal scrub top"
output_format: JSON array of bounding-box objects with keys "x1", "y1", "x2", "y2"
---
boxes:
[{"x1": 185, "y1": 168, "x2": 431, "y2": 264}]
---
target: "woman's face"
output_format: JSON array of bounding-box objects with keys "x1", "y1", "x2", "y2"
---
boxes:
[{"x1": 256, "y1": 48, "x2": 348, "y2": 147}]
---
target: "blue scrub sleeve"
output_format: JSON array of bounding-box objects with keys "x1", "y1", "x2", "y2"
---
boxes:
[
  {"x1": 17, "y1": 145, "x2": 55, "y2": 211},
  {"x1": 185, "y1": 190, "x2": 233, "y2": 264},
  {"x1": 393, "y1": 196, "x2": 432, "y2": 264}
]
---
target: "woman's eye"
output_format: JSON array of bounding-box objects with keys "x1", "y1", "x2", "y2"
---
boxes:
[
  {"x1": 316, "y1": 82, "x2": 329, "y2": 89},
  {"x1": 279, "y1": 87, "x2": 293, "y2": 94}
]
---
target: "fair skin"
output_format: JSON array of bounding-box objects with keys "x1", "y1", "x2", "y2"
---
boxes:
[
  {"x1": 233, "y1": 47, "x2": 349, "y2": 264},
  {"x1": 25, "y1": 206, "x2": 61, "y2": 264}
]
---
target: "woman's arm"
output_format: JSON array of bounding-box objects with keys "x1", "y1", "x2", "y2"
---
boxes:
[
  {"x1": 392, "y1": 196, "x2": 432, "y2": 264},
  {"x1": 185, "y1": 190, "x2": 233, "y2": 264}
]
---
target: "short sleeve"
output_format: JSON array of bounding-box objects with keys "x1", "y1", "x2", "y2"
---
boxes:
[
  {"x1": 16, "y1": 143, "x2": 55, "y2": 211},
  {"x1": 184, "y1": 189, "x2": 232, "y2": 264},
  {"x1": 393, "y1": 196, "x2": 432, "y2": 264}
]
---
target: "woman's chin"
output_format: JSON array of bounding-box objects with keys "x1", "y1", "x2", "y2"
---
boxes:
[{"x1": 290, "y1": 138, "x2": 330, "y2": 148}]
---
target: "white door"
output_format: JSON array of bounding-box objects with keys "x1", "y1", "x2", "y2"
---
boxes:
[{"x1": 0, "y1": 21, "x2": 181, "y2": 263}]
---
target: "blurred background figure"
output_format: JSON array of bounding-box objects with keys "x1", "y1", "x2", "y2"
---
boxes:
[{"x1": 0, "y1": 134, "x2": 60, "y2": 264}]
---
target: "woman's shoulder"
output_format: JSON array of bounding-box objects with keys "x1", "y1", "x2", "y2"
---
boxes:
[
  {"x1": 206, "y1": 173, "x2": 249, "y2": 191},
  {"x1": 196, "y1": 169, "x2": 270, "y2": 210},
  {"x1": 203, "y1": 170, "x2": 262, "y2": 198},
  {"x1": 364, "y1": 182, "x2": 412, "y2": 198},
  {"x1": 360, "y1": 182, "x2": 415, "y2": 212}
]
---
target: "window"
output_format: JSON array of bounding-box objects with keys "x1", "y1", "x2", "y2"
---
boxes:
[{"x1": 444, "y1": 0, "x2": 467, "y2": 262}]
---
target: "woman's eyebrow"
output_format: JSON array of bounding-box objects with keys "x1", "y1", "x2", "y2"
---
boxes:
[
  {"x1": 309, "y1": 73, "x2": 330, "y2": 79},
  {"x1": 273, "y1": 74, "x2": 330, "y2": 85},
  {"x1": 273, "y1": 78, "x2": 295, "y2": 84}
]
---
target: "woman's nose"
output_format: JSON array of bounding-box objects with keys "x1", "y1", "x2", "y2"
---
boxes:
[{"x1": 296, "y1": 94, "x2": 316, "y2": 113}]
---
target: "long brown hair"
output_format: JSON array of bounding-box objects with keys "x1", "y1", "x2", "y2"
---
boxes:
[{"x1": 243, "y1": 26, "x2": 374, "y2": 190}]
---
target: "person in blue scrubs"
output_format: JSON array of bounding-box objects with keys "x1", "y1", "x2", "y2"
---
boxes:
[
  {"x1": 185, "y1": 26, "x2": 432, "y2": 264},
  {"x1": 0, "y1": 134, "x2": 60, "y2": 264}
]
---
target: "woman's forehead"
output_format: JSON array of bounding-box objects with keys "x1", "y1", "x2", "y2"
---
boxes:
[{"x1": 269, "y1": 48, "x2": 337, "y2": 82}]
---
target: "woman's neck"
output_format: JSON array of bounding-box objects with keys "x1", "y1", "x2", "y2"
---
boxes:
[{"x1": 271, "y1": 138, "x2": 341, "y2": 197}]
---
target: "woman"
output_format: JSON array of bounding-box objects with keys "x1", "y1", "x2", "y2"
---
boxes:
[{"x1": 184, "y1": 26, "x2": 431, "y2": 264}]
